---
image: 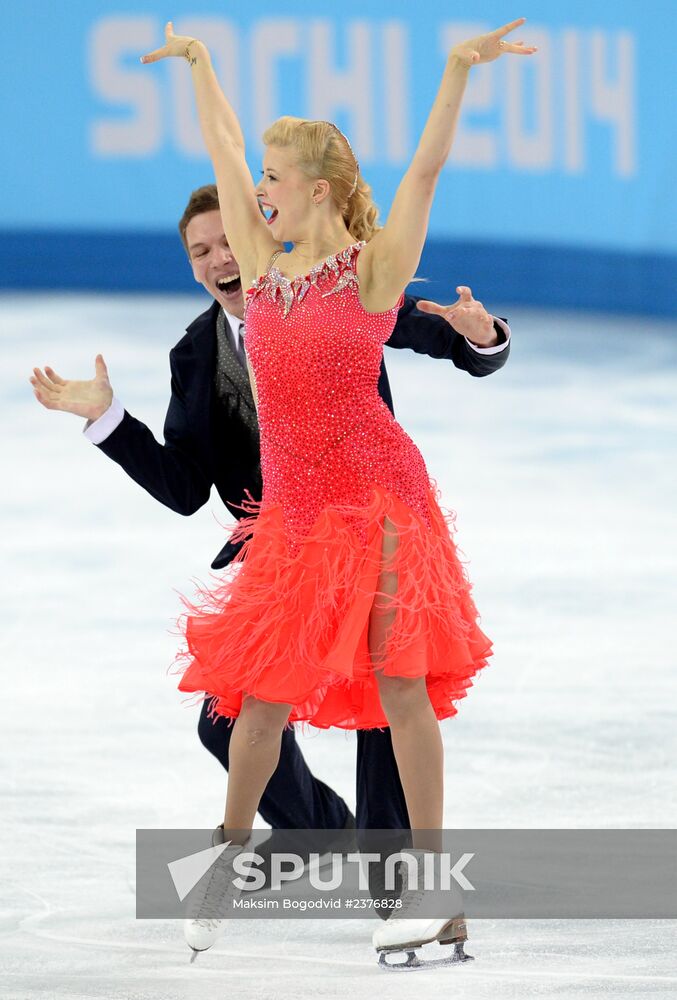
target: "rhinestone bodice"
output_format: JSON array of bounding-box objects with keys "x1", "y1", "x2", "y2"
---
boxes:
[
  {"x1": 242, "y1": 240, "x2": 431, "y2": 547},
  {"x1": 248, "y1": 242, "x2": 365, "y2": 319}
]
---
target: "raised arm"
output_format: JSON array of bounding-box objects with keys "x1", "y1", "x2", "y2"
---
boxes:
[
  {"x1": 388, "y1": 295, "x2": 511, "y2": 377},
  {"x1": 29, "y1": 353, "x2": 212, "y2": 514},
  {"x1": 359, "y1": 19, "x2": 537, "y2": 311},
  {"x1": 141, "y1": 22, "x2": 281, "y2": 288}
]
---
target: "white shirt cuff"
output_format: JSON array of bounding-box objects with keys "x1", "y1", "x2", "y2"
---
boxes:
[
  {"x1": 464, "y1": 316, "x2": 511, "y2": 355},
  {"x1": 83, "y1": 396, "x2": 125, "y2": 444}
]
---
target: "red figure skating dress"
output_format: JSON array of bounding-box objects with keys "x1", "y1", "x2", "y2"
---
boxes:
[{"x1": 175, "y1": 241, "x2": 492, "y2": 729}]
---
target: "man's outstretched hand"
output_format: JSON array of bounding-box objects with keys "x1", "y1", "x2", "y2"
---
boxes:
[
  {"x1": 30, "y1": 355, "x2": 113, "y2": 421},
  {"x1": 417, "y1": 286, "x2": 499, "y2": 347}
]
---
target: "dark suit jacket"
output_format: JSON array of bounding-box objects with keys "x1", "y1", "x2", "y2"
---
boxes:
[{"x1": 96, "y1": 296, "x2": 509, "y2": 568}]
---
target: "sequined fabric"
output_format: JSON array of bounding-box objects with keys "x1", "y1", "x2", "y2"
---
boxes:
[
  {"x1": 243, "y1": 242, "x2": 433, "y2": 551},
  {"x1": 175, "y1": 242, "x2": 492, "y2": 730}
]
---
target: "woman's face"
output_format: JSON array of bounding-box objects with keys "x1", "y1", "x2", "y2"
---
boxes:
[{"x1": 255, "y1": 145, "x2": 317, "y2": 243}]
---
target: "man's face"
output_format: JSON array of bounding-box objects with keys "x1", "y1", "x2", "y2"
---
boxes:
[{"x1": 185, "y1": 210, "x2": 244, "y2": 318}]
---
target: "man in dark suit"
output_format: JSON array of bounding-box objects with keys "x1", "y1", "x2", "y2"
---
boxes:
[{"x1": 30, "y1": 184, "x2": 511, "y2": 834}]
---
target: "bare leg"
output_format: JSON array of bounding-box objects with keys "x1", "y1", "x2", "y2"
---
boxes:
[
  {"x1": 369, "y1": 516, "x2": 444, "y2": 853},
  {"x1": 222, "y1": 695, "x2": 293, "y2": 842}
]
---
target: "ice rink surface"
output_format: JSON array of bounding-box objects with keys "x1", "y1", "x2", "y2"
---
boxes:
[{"x1": 2, "y1": 293, "x2": 676, "y2": 998}]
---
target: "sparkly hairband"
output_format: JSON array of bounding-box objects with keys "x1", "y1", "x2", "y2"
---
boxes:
[{"x1": 310, "y1": 121, "x2": 360, "y2": 198}]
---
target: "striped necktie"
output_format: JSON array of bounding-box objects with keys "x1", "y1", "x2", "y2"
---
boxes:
[{"x1": 234, "y1": 321, "x2": 247, "y2": 370}]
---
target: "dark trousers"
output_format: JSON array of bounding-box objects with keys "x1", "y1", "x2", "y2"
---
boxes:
[{"x1": 198, "y1": 701, "x2": 410, "y2": 830}]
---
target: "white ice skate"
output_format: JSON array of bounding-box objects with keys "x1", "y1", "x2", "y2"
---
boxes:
[
  {"x1": 184, "y1": 827, "x2": 251, "y2": 962},
  {"x1": 372, "y1": 849, "x2": 474, "y2": 971}
]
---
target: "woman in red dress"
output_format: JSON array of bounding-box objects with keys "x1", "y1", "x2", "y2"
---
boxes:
[{"x1": 141, "y1": 18, "x2": 536, "y2": 962}]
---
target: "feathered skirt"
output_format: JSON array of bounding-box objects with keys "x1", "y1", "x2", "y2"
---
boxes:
[{"x1": 172, "y1": 477, "x2": 492, "y2": 731}]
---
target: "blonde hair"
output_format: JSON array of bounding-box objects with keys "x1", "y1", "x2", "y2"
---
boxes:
[{"x1": 261, "y1": 116, "x2": 381, "y2": 243}]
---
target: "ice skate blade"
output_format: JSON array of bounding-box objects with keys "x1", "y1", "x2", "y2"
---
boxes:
[{"x1": 378, "y1": 941, "x2": 474, "y2": 971}]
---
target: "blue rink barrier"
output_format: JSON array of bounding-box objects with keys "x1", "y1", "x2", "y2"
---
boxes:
[{"x1": 2, "y1": 230, "x2": 674, "y2": 317}]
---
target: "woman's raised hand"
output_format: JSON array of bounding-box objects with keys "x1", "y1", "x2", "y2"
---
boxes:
[
  {"x1": 451, "y1": 17, "x2": 537, "y2": 67},
  {"x1": 140, "y1": 21, "x2": 199, "y2": 64}
]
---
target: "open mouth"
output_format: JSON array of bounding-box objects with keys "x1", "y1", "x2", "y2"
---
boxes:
[
  {"x1": 216, "y1": 273, "x2": 242, "y2": 297},
  {"x1": 262, "y1": 205, "x2": 278, "y2": 226}
]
